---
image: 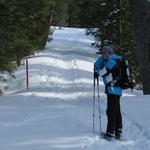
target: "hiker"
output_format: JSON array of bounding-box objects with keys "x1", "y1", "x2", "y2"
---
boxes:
[{"x1": 94, "y1": 45, "x2": 123, "y2": 140}]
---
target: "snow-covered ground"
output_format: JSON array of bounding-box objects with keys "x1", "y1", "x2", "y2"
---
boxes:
[{"x1": 0, "y1": 27, "x2": 150, "y2": 150}]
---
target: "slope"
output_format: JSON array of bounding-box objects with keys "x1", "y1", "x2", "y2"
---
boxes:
[{"x1": 0, "y1": 27, "x2": 150, "y2": 150}]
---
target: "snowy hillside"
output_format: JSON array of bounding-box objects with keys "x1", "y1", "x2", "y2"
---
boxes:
[{"x1": 0, "y1": 27, "x2": 150, "y2": 150}]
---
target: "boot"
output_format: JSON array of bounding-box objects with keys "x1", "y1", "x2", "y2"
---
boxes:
[
  {"x1": 115, "y1": 129, "x2": 122, "y2": 140},
  {"x1": 103, "y1": 132, "x2": 115, "y2": 140}
]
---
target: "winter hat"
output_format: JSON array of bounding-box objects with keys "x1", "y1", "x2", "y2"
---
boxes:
[{"x1": 102, "y1": 46, "x2": 114, "y2": 53}]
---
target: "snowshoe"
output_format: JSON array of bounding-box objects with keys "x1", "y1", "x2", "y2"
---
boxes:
[
  {"x1": 101, "y1": 132, "x2": 115, "y2": 141},
  {"x1": 115, "y1": 129, "x2": 122, "y2": 140}
]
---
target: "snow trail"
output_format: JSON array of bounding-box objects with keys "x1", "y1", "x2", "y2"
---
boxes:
[{"x1": 0, "y1": 27, "x2": 150, "y2": 150}]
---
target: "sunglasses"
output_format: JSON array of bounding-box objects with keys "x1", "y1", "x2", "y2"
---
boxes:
[{"x1": 103, "y1": 51, "x2": 111, "y2": 56}]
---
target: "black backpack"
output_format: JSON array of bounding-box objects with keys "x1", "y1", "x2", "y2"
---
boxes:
[{"x1": 117, "y1": 58, "x2": 133, "y2": 90}]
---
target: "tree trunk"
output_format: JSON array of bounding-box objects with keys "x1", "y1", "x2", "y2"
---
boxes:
[
  {"x1": 16, "y1": 58, "x2": 21, "y2": 66},
  {"x1": 131, "y1": 0, "x2": 150, "y2": 94}
]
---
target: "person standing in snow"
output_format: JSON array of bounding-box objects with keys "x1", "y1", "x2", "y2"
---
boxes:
[{"x1": 94, "y1": 45, "x2": 123, "y2": 140}]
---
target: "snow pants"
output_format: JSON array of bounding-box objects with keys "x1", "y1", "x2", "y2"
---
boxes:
[{"x1": 106, "y1": 94, "x2": 122, "y2": 135}]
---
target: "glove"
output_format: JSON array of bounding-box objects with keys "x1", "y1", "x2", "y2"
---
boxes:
[{"x1": 110, "y1": 81, "x2": 115, "y2": 87}]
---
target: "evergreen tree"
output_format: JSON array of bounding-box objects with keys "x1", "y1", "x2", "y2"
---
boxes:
[
  {"x1": 131, "y1": 0, "x2": 150, "y2": 94},
  {"x1": 52, "y1": 0, "x2": 69, "y2": 27},
  {"x1": 76, "y1": 0, "x2": 138, "y2": 86},
  {"x1": 68, "y1": 0, "x2": 80, "y2": 27},
  {"x1": 0, "y1": 0, "x2": 52, "y2": 74}
]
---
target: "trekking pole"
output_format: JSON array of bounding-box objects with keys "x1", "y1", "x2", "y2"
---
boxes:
[
  {"x1": 93, "y1": 68, "x2": 96, "y2": 133},
  {"x1": 97, "y1": 77, "x2": 102, "y2": 135}
]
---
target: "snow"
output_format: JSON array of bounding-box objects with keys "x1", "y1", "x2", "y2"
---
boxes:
[{"x1": 0, "y1": 27, "x2": 150, "y2": 150}]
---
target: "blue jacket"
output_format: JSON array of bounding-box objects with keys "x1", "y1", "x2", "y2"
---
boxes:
[{"x1": 94, "y1": 54, "x2": 122, "y2": 96}]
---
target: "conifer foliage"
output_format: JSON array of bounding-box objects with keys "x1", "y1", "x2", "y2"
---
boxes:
[
  {"x1": 76, "y1": 0, "x2": 139, "y2": 86},
  {"x1": 51, "y1": 0, "x2": 69, "y2": 27},
  {"x1": 0, "y1": 0, "x2": 52, "y2": 73}
]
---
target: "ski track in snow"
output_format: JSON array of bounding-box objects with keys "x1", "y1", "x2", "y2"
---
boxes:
[{"x1": 0, "y1": 27, "x2": 150, "y2": 150}]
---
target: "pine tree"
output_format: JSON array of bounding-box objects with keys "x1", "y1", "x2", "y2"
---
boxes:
[
  {"x1": 52, "y1": 0, "x2": 69, "y2": 28},
  {"x1": 0, "y1": 0, "x2": 52, "y2": 74},
  {"x1": 131, "y1": 0, "x2": 150, "y2": 94},
  {"x1": 76, "y1": 0, "x2": 139, "y2": 86},
  {"x1": 68, "y1": 0, "x2": 80, "y2": 27}
]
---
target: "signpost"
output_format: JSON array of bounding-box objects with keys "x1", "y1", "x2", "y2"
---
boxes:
[{"x1": 26, "y1": 59, "x2": 29, "y2": 90}]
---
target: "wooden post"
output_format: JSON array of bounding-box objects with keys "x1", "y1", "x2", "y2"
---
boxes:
[{"x1": 26, "y1": 59, "x2": 29, "y2": 90}]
